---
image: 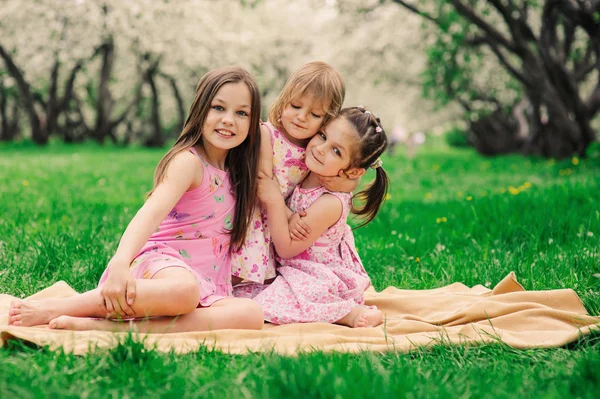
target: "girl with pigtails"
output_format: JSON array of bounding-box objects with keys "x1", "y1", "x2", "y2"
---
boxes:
[{"x1": 248, "y1": 107, "x2": 390, "y2": 328}]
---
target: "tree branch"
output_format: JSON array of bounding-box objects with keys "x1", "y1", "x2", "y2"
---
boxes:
[
  {"x1": 449, "y1": 0, "x2": 517, "y2": 53},
  {"x1": 390, "y1": 0, "x2": 445, "y2": 30},
  {"x1": 466, "y1": 35, "x2": 530, "y2": 87}
]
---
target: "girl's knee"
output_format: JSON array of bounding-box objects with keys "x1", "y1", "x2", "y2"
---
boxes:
[
  {"x1": 237, "y1": 298, "x2": 264, "y2": 330},
  {"x1": 175, "y1": 281, "x2": 200, "y2": 314}
]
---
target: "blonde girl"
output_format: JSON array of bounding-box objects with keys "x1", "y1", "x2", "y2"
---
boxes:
[{"x1": 231, "y1": 61, "x2": 347, "y2": 286}]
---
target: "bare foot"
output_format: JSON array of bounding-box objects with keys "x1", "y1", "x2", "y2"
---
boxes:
[
  {"x1": 353, "y1": 308, "x2": 383, "y2": 328},
  {"x1": 8, "y1": 299, "x2": 62, "y2": 327},
  {"x1": 49, "y1": 315, "x2": 123, "y2": 332}
]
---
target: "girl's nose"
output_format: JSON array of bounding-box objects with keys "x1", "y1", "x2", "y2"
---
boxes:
[
  {"x1": 297, "y1": 110, "x2": 308, "y2": 121},
  {"x1": 222, "y1": 112, "x2": 234, "y2": 125}
]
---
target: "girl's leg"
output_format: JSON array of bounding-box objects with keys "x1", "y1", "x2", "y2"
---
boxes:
[
  {"x1": 48, "y1": 297, "x2": 264, "y2": 332},
  {"x1": 335, "y1": 306, "x2": 384, "y2": 328},
  {"x1": 8, "y1": 268, "x2": 199, "y2": 327}
]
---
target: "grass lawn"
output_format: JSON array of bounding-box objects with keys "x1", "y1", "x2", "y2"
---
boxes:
[{"x1": 1, "y1": 139, "x2": 599, "y2": 398}]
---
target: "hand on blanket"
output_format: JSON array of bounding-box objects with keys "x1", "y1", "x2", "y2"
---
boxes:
[
  {"x1": 289, "y1": 210, "x2": 310, "y2": 240},
  {"x1": 101, "y1": 259, "x2": 137, "y2": 318}
]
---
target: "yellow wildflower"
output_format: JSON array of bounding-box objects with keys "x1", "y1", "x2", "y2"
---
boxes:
[
  {"x1": 466, "y1": 196, "x2": 473, "y2": 201},
  {"x1": 385, "y1": 193, "x2": 392, "y2": 200},
  {"x1": 572, "y1": 157, "x2": 579, "y2": 165},
  {"x1": 415, "y1": 257, "x2": 421, "y2": 263},
  {"x1": 508, "y1": 186, "x2": 520, "y2": 195},
  {"x1": 22, "y1": 180, "x2": 29, "y2": 186},
  {"x1": 436, "y1": 217, "x2": 448, "y2": 224},
  {"x1": 425, "y1": 192, "x2": 433, "y2": 200}
]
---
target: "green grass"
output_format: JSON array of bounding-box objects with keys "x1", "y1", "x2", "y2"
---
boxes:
[{"x1": 1, "y1": 139, "x2": 600, "y2": 398}]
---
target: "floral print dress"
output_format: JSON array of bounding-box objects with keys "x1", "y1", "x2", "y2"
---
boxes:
[
  {"x1": 242, "y1": 185, "x2": 373, "y2": 324},
  {"x1": 230, "y1": 121, "x2": 309, "y2": 283}
]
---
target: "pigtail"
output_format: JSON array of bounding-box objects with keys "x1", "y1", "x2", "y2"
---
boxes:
[
  {"x1": 352, "y1": 167, "x2": 389, "y2": 228},
  {"x1": 339, "y1": 106, "x2": 389, "y2": 229}
]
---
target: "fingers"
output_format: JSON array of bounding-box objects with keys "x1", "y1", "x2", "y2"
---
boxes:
[
  {"x1": 297, "y1": 223, "x2": 310, "y2": 238},
  {"x1": 126, "y1": 280, "x2": 136, "y2": 306},
  {"x1": 102, "y1": 289, "x2": 135, "y2": 318},
  {"x1": 297, "y1": 209, "x2": 307, "y2": 217},
  {"x1": 103, "y1": 296, "x2": 115, "y2": 315},
  {"x1": 290, "y1": 230, "x2": 303, "y2": 241},
  {"x1": 290, "y1": 222, "x2": 310, "y2": 240}
]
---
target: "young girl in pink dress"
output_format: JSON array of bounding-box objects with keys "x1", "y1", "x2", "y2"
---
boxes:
[
  {"x1": 8, "y1": 66, "x2": 265, "y2": 332},
  {"x1": 253, "y1": 107, "x2": 389, "y2": 328},
  {"x1": 230, "y1": 61, "x2": 348, "y2": 286}
]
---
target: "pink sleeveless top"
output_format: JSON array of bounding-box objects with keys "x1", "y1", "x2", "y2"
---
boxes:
[{"x1": 99, "y1": 147, "x2": 235, "y2": 305}]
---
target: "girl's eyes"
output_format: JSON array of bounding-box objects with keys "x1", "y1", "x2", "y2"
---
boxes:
[
  {"x1": 333, "y1": 148, "x2": 341, "y2": 156},
  {"x1": 212, "y1": 105, "x2": 249, "y2": 117},
  {"x1": 311, "y1": 113, "x2": 322, "y2": 118},
  {"x1": 291, "y1": 104, "x2": 300, "y2": 109},
  {"x1": 318, "y1": 131, "x2": 326, "y2": 139}
]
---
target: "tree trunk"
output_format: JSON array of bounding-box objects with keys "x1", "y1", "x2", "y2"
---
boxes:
[
  {"x1": 0, "y1": 44, "x2": 46, "y2": 144},
  {"x1": 160, "y1": 72, "x2": 185, "y2": 136},
  {"x1": 144, "y1": 64, "x2": 164, "y2": 147},
  {"x1": 92, "y1": 38, "x2": 115, "y2": 143}
]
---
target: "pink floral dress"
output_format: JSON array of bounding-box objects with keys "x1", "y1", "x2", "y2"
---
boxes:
[
  {"x1": 99, "y1": 147, "x2": 234, "y2": 307},
  {"x1": 240, "y1": 185, "x2": 373, "y2": 324},
  {"x1": 230, "y1": 121, "x2": 309, "y2": 283}
]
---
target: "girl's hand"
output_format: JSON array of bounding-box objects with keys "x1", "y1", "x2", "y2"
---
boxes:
[
  {"x1": 318, "y1": 172, "x2": 360, "y2": 193},
  {"x1": 258, "y1": 172, "x2": 281, "y2": 206},
  {"x1": 101, "y1": 259, "x2": 137, "y2": 318},
  {"x1": 289, "y1": 210, "x2": 311, "y2": 240}
]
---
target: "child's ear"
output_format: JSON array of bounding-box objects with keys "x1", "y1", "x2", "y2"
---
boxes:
[{"x1": 342, "y1": 167, "x2": 366, "y2": 179}]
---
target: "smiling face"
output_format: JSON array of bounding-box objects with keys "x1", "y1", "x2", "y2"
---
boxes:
[
  {"x1": 201, "y1": 81, "x2": 252, "y2": 154},
  {"x1": 305, "y1": 117, "x2": 361, "y2": 177},
  {"x1": 280, "y1": 92, "x2": 328, "y2": 147}
]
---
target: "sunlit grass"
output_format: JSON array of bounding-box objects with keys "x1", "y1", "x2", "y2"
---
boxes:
[{"x1": 1, "y1": 139, "x2": 599, "y2": 397}]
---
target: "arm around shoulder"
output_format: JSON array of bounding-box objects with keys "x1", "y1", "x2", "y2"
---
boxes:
[{"x1": 259, "y1": 124, "x2": 274, "y2": 178}]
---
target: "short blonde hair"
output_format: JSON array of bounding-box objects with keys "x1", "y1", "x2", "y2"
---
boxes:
[{"x1": 269, "y1": 61, "x2": 345, "y2": 130}]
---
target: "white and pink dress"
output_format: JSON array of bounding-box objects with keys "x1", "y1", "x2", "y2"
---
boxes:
[
  {"x1": 238, "y1": 185, "x2": 373, "y2": 324},
  {"x1": 230, "y1": 121, "x2": 309, "y2": 283}
]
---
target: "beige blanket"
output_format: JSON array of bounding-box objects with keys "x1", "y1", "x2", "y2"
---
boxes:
[{"x1": 1, "y1": 272, "x2": 598, "y2": 355}]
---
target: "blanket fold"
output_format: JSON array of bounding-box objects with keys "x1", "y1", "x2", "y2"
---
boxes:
[{"x1": 1, "y1": 272, "x2": 598, "y2": 355}]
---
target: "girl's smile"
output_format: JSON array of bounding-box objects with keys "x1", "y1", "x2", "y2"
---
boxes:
[
  {"x1": 305, "y1": 117, "x2": 357, "y2": 177},
  {"x1": 202, "y1": 81, "x2": 252, "y2": 154}
]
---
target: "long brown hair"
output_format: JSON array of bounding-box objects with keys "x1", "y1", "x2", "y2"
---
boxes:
[
  {"x1": 340, "y1": 107, "x2": 389, "y2": 228},
  {"x1": 150, "y1": 66, "x2": 261, "y2": 252},
  {"x1": 268, "y1": 61, "x2": 345, "y2": 130}
]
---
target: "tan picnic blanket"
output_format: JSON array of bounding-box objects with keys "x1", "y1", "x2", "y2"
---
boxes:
[{"x1": 1, "y1": 272, "x2": 598, "y2": 355}]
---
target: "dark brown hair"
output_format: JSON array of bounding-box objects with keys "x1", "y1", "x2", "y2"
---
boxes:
[
  {"x1": 340, "y1": 106, "x2": 389, "y2": 228},
  {"x1": 269, "y1": 61, "x2": 345, "y2": 129},
  {"x1": 150, "y1": 66, "x2": 261, "y2": 252}
]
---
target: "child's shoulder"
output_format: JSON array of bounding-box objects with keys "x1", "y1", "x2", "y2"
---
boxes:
[
  {"x1": 167, "y1": 147, "x2": 204, "y2": 187},
  {"x1": 171, "y1": 148, "x2": 201, "y2": 168}
]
